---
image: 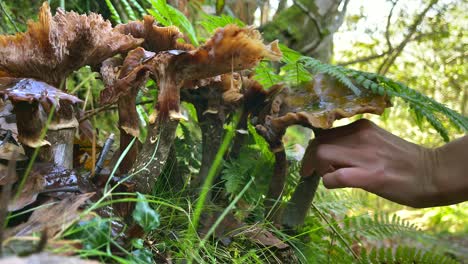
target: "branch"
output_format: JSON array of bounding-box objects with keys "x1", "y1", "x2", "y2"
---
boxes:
[
  {"x1": 378, "y1": 0, "x2": 439, "y2": 75},
  {"x1": 337, "y1": 30, "x2": 442, "y2": 67},
  {"x1": 337, "y1": 50, "x2": 391, "y2": 66},
  {"x1": 385, "y1": 0, "x2": 399, "y2": 50},
  {"x1": 79, "y1": 100, "x2": 154, "y2": 122},
  {"x1": 292, "y1": 0, "x2": 324, "y2": 54}
]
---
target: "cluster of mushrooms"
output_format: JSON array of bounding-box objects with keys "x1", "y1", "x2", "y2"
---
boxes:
[{"x1": 0, "y1": 2, "x2": 389, "y2": 229}]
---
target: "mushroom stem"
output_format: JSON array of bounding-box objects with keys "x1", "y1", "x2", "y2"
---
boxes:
[
  {"x1": 281, "y1": 172, "x2": 320, "y2": 227},
  {"x1": 117, "y1": 87, "x2": 140, "y2": 173},
  {"x1": 229, "y1": 111, "x2": 248, "y2": 159},
  {"x1": 265, "y1": 148, "x2": 288, "y2": 222},
  {"x1": 37, "y1": 128, "x2": 75, "y2": 169},
  {"x1": 195, "y1": 110, "x2": 225, "y2": 193},
  {"x1": 132, "y1": 117, "x2": 179, "y2": 194},
  {"x1": 131, "y1": 71, "x2": 180, "y2": 194},
  {"x1": 187, "y1": 84, "x2": 226, "y2": 194}
]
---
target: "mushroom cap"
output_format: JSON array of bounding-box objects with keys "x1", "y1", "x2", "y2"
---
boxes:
[
  {"x1": 0, "y1": 2, "x2": 143, "y2": 87},
  {"x1": 274, "y1": 73, "x2": 391, "y2": 129},
  {"x1": 0, "y1": 78, "x2": 82, "y2": 106},
  {"x1": 115, "y1": 15, "x2": 194, "y2": 53},
  {"x1": 253, "y1": 73, "x2": 391, "y2": 146}
]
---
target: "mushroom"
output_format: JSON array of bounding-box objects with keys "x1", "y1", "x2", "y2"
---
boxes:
[
  {"x1": 115, "y1": 15, "x2": 194, "y2": 53},
  {"x1": 0, "y1": 78, "x2": 82, "y2": 169},
  {"x1": 0, "y1": 2, "x2": 142, "y2": 87},
  {"x1": 100, "y1": 49, "x2": 156, "y2": 173},
  {"x1": 251, "y1": 73, "x2": 391, "y2": 226},
  {"x1": 103, "y1": 25, "x2": 281, "y2": 194},
  {"x1": 181, "y1": 73, "x2": 243, "y2": 190}
]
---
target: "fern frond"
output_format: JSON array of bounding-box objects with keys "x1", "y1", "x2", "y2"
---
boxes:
[
  {"x1": 104, "y1": 0, "x2": 122, "y2": 24},
  {"x1": 344, "y1": 212, "x2": 420, "y2": 239},
  {"x1": 253, "y1": 61, "x2": 282, "y2": 88},
  {"x1": 361, "y1": 246, "x2": 460, "y2": 264},
  {"x1": 128, "y1": 0, "x2": 146, "y2": 16},
  {"x1": 349, "y1": 71, "x2": 467, "y2": 141},
  {"x1": 198, "y1": 14, "x2": 245, "y2": 34},
  {"x1": 410, "y1": 103, "x2": 450, "y2": 142},
  {"x1": 120, "y1": 0, "x2": 137, "y2": 20},
  {"x1": 299, "y1": 56, "x2": 362, "y2": 95}
]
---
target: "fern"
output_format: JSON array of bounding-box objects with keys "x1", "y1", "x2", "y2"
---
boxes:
[
  {"x1": 120, "y1": 0, "x2": 137, "y2": 20},
  {"x1": 361, "y1": 246, "x2": 460, "y2": 264},
  {"x1": 348, "y1": 71, "x2": 467, "y2": 141},
  {"x1": 344, "y1": 213, "x2": 420, "y2": 240},
  {"x1": 128, "y1": 0, "x2": 146, "y2": 16},
  {"x1": 299, "y1": 56, "x2": 362, "y2": 95},
  {"x1": 104, "y1": 0, "x2": 122, "y2": 24},
  {"x1": 198, "y1": 14, "x2": 245, "y2": 34},
  {"x1": 221, "y1": 123, "x2": 273, "y2": 203}
]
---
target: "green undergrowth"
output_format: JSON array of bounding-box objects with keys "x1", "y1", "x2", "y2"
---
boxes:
[
  {"x1": 55, "y1": 119, "x2": 464, "y2": 263},
  {"x1": 2, "y1": 0, "x2": 465, "y2": 263}
]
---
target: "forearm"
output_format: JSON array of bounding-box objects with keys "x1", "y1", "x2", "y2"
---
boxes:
[{"x1": 431, "y1": 135, "x2": 468, "y2": 205}]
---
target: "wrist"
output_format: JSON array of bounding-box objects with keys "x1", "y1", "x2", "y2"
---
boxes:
[
  {"x1": 426, "y1": 143, "x2": 467, "y2": 206},
  {"x1": 418, "y1": 146, "x2": 442, "y2": 206}
]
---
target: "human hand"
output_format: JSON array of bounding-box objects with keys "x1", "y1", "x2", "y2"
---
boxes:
[{"x1": 301, "y1": 119, "x2": 466, "y2": 208}]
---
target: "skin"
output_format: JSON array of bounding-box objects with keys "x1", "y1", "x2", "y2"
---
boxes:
[{"x1": 301, "y1": 119, "x2": 468, "y2": 208}]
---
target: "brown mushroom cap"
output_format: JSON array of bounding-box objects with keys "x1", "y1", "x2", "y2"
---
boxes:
[
  {"x1": 0, "y1": 2, "x2": 143, "y2": 87},
  {"x1": 0, "y1": 78, "x2": 82, "y2": 147},
  {"x1": 271, "y1": 73, "x2": 391, "y2": 130},
  {"x1": 253, "y1": 73, "x2": 391, "y2": 148},
  {"x1": 100, "y1": 24, "x2": 282, "y2": 120},
  {"x1": 115, "y1": 15, "x2": 194, "y2": 53}
]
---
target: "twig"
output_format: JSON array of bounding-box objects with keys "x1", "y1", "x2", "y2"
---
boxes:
[
  {"x1": 378, "y1": 0, "x2": 439, "y2": 75},
  {"x1": 337, "y1": 51, "x2": 391, "y2": 66},
  {"x1": 39, "y1": 187, "x2": 81, "y2": 194},
  {"x1": 385, "y1": 0, "x2": 399, "y2": 51},
  {"x1": 79, "y1": 99, "x2": 154, "y2": 122},
  {"x1": 94, "y1": 133, "x2": 115, "y2": 176},
  {"x1": 0, "y1": 130, "x2": 12, "y2": 147}
]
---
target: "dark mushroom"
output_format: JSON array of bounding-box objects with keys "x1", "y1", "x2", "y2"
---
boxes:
[
  {"x1": 0, "y1": 78, "x2": 82, "y2": 169},
  {"x1": 181, "y1": 73, "x2": 243, "y2": 192}
]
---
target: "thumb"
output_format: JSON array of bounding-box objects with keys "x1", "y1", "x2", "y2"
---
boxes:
[{"x1": 322, "y1": 167, "x2": 375, "y2": 190}]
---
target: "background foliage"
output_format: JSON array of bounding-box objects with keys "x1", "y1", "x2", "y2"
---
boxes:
[{"x1": 0, "y1": 0, "x2": 466, "y2": 263}]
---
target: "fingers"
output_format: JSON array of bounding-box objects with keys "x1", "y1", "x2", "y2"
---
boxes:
[
  {"x1": 315, "y1": 119, "x2": 375, "y2": 141},
  {"x1": 322, "y1": 167, "x2": 379, "y2": 190},
  {"x1": 301, "y1": 142, "x2": 361, "y2": 177}
]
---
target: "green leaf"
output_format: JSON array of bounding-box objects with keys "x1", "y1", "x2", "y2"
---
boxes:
[
  {"x1": 105, "y1": 0, "x2": 122, "y2": 24},
  {"x1": 199, "y1": 14, "x2": 245, "y2": 35},
  {"x1": 71, "y1": 217, "x2": 111, "y2": 250},
  {"x1": 216, "y1": 0, "x2": 225, "y2": 15},
  {"x1": 147, "y1": 0, "x2": 199, "y2": 46},
  {"x1": 129, "y1": 248, "x2": 153, "y2": 264},
  {"x1": 120, "y1": 0, "x2": 137, "y2": 21},
  {"x1": 133, "y1": 192, "x2": 160, "y2": 232}
]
